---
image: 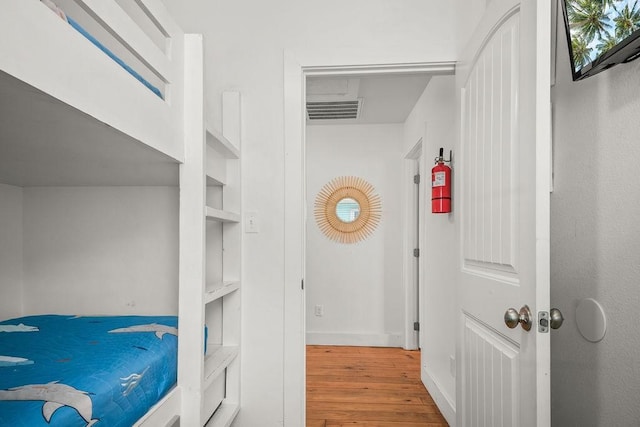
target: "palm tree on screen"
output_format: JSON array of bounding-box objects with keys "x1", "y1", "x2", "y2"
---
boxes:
[
  {"x1": 572, "y1": 35, "x2": 593, "y2": 67},
  {"x1": 568, "y1": 0, "x2": 612, "y2": 43},
  {"x1": 597, "y1": 0, "x2": 617, "y2": 10},
  {"x1": 595, "y1": 33, "x2": 620, "y2": 52},
  {"x1": 613, "y1": 1, "x2": 640, "y2": 39}
]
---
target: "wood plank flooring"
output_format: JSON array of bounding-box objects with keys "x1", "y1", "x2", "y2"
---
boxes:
[{"x1": 306, "y1": 345, "x2": 449, "y2": 427}]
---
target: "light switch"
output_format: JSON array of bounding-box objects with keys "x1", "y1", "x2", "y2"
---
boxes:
[{"x1": 245, "y1": 212, "x2": 259, "y2": 233}]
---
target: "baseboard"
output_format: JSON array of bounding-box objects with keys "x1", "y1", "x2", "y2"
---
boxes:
[
  {"x1": 306, "y1": 332, "x2": 403, "y2": 347},
  {"x1": 422, "y1": 366, "x2": 456, "y2": 427}
]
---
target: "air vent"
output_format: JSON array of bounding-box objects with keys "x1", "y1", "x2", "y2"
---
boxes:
[{"x1": 306, "y1": 100, "x2": 362, "y2": 120}]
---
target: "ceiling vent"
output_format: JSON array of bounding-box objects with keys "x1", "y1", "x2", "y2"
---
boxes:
[{"x1": 306, "y1": 99, "x2": 362, "y2": 121}]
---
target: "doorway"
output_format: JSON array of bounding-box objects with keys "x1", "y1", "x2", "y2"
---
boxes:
[
  {"x1": 304, "y1": 73, "x2": 428, "y2": 349},
  {"x1": 285, "y1": 59, "x2": 456, "y2": 425},
  {"x1": 304, "y1": 71, "x2": 439, "y2": 426},
  {"x1": 282, "y1": 55, "x2": 456, "y2": 425}
]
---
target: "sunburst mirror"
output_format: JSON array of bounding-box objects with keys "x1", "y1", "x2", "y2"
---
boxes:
[{"x1": 314, "y1": 176, "x2": 382, "y2": 244}]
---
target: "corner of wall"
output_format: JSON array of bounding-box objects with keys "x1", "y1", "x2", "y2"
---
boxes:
[
  {"x1": 0, "y1": 183, "x2": 24, "y2": 319},
  {"x1": 422, "y1": 366, "x2": 456, "y2": 426}
]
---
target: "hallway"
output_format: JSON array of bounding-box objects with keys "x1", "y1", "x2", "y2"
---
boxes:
[{"x1": 306, "y1": 345, "x2": 449, "y2": 426}]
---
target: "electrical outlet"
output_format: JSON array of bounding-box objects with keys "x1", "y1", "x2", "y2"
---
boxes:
[{"x1": 314, "y1": 305, "x2": 323, "y2": 317}]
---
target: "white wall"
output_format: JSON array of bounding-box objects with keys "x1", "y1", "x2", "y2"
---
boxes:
[
  {"x1": 0, "y1": 184, "x2": 23, "y2": 319},
  {"x1": 403, "y1": 75, "x2": 457, "y2": 422},
  {"x1": 164, "y1": 1, "x2": 456, "y2": 425},
  {"x1": 550, "y1": 10, "x2": 640, "y2": 426},
  {"x1": 454, "y1": 0, "x2": 486, "y2": 55},
  {"x1": 306, "y1": 124, "x2": 404, "y2": 347},
  {"x1": 21, "y1": 187, "x2": 179, "y2": 316}
]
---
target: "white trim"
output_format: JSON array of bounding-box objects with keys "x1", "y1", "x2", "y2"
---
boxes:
[
  {"x1": 283, "y1": 50, "x2": 456, "y2": 426},
  {"x1": 178, "y1": 33, "x2": 206, "y2": 426},
  {"x1": 283, "y1": 51, "x2": 306, "y2": 427},
  {"x1": 133, "y1": 386, "x2": 181, "y2": 427},
  {"x1": 304, "y1": 62, "x2": 456, "y2": 77},
  {"x1": 306, "y1": 332, "x2": 403, "y2": 347},
  {"x1": 422, "y1": 366, "x2": 456, "y2": 427},
  {"x1": 405, "y1": 138, "x2": 424, "y2": 160},
  {"x1": 402, "y1": 138, "x2": 423, "y2": 350}
]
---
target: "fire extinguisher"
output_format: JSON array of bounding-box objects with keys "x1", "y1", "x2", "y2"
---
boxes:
[{"x1": 432, "y1": 147, "x2": 451, "y2": 214}]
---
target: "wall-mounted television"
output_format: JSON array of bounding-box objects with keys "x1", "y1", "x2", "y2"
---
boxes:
[{"x1": 561, "y1": 0, "x2": 640, "y2": 80}]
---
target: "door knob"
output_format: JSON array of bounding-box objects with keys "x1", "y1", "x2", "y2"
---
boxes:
[
  {"x1": 504, "y1": 305, "x2": 532, "y2": 331},
  {"x1": 549, "y1": 308, "x2": 564, "y2": 329}
]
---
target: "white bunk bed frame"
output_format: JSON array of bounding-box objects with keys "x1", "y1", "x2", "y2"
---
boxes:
[
  {"x1": 0, "y1": 0, "x2": 185, "y2": 163},
  {"x1": 0, "y1": 1, "x2": 237, "y2": 426}
]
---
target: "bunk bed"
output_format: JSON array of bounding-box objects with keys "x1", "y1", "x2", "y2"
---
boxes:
[
  {"x1": 0, "y1": 1, "x2": 210, "y2": 426},
  {"x1": 0, "y1": 315, "x2": 179, "y2": 426}
]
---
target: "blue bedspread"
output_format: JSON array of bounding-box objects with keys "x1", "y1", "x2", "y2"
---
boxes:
[{"x1": 0, "y1": 315, "x2": 178, "y2": 427}]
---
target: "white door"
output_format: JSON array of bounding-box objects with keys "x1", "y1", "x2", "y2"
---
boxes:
[{"x1": 456, "y1": 0, "x2": 551, "y2": 425}]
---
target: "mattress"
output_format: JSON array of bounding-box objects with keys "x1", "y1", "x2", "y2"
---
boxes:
[{"x1": 0, "y1": 315, "x2": 178, "y2": 427}]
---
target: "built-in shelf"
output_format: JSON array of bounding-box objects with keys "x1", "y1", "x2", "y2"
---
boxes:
[
  {"x1": 204, "y1": 345, "x2": 239, "y2": 389},
  {"x1": 202, "y1": 92, "x2": 241, "y2": 426},
  {"x1": 205, "y1": 207, "x2": 240, "y2": 223},
  {"x1": 204, "y1": 281, "x2": 240, "y2": 304},
  {"x1": 206, "y1": 173, "x2": 225, "y2": 187},
  {"x1": 205, "y1": 402, "x2": 240, "y2": 427},
  {"x1": 206, "y1": 127, "x2": 239, "y2": 159}
]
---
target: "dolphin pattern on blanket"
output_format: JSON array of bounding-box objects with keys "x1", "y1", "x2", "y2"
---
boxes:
[
  {"x1": 0, "y1": 323, "x2": 39, "y2": 333},
  {"x1": 108, "y1": 323, "x2": 178, "y2": 339},
  {"x1": 0, "y1": 382, "x2": 98, "y2": 426},
  {"x1": 0, "y1": 355, "x2": 34, "y2": 367}
]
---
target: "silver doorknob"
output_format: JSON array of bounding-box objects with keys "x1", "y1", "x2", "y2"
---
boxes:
[
  {"x1": 504, "y1": 305, "x2": 533, "y2": 331},
  {"x1": 550, "y1": 308, "x2": 564, "y2": 329}
]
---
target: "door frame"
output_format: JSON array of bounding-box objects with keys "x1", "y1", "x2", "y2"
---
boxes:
[
  {"x1": 403, "y1": 138, "x2": 424, "y2": 350},
  {"x1": 283, "y1": 51, "x2": 455, "y2": 425}
]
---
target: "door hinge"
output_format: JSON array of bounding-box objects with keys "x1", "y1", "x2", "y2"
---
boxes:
[
  {"x1": 413, "y1": 322, "x2": 420, "y2": 331},
  {"x1": 414, "y1": 174, "x2": 420, "y2": 184},
  {"x1": 413, "y1": 248, "x2": 420, "y2": 257}
]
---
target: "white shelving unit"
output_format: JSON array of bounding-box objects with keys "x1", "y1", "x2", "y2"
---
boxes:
[
  {"x1": 204, "y1": 281, "x2": 240, "y2": 304},
  {"x1": 178, "y1": 40, "x2": 241, "y2": 427},
  {"x1": 206, "y1": 207, "x2": 241, "y2": 223},
  {"x1": 203, "y1": 91, "x2": 242, "y2": 427}
]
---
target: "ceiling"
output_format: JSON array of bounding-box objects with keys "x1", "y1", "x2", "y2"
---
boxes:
[{"x1": 306, "y1": 73, "x2": 431, "y2": 125}]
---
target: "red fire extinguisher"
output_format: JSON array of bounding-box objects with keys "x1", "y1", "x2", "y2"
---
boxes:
[{"x1": 432, "y1": 147, "x2": 451, "y2": 213}]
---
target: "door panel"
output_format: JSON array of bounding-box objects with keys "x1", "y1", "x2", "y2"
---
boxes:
[
  {"x1": 457, "y1": 0, "x2": 551, "y2": 425},
  {"x1": 462, "y1": 12, "x2": 519, "y2": 279},
  {"x1": 463, "y1": 315, "x2": 519, "y2": 427}
]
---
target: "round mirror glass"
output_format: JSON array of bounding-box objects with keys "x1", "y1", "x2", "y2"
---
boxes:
[{"x1": 335, "y1": 197, "x2": 361, "y2": 223}]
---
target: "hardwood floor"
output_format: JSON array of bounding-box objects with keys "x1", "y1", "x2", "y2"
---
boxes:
[{"x1": 306, "y1": 345, "x2": 449, "y2": 427}]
